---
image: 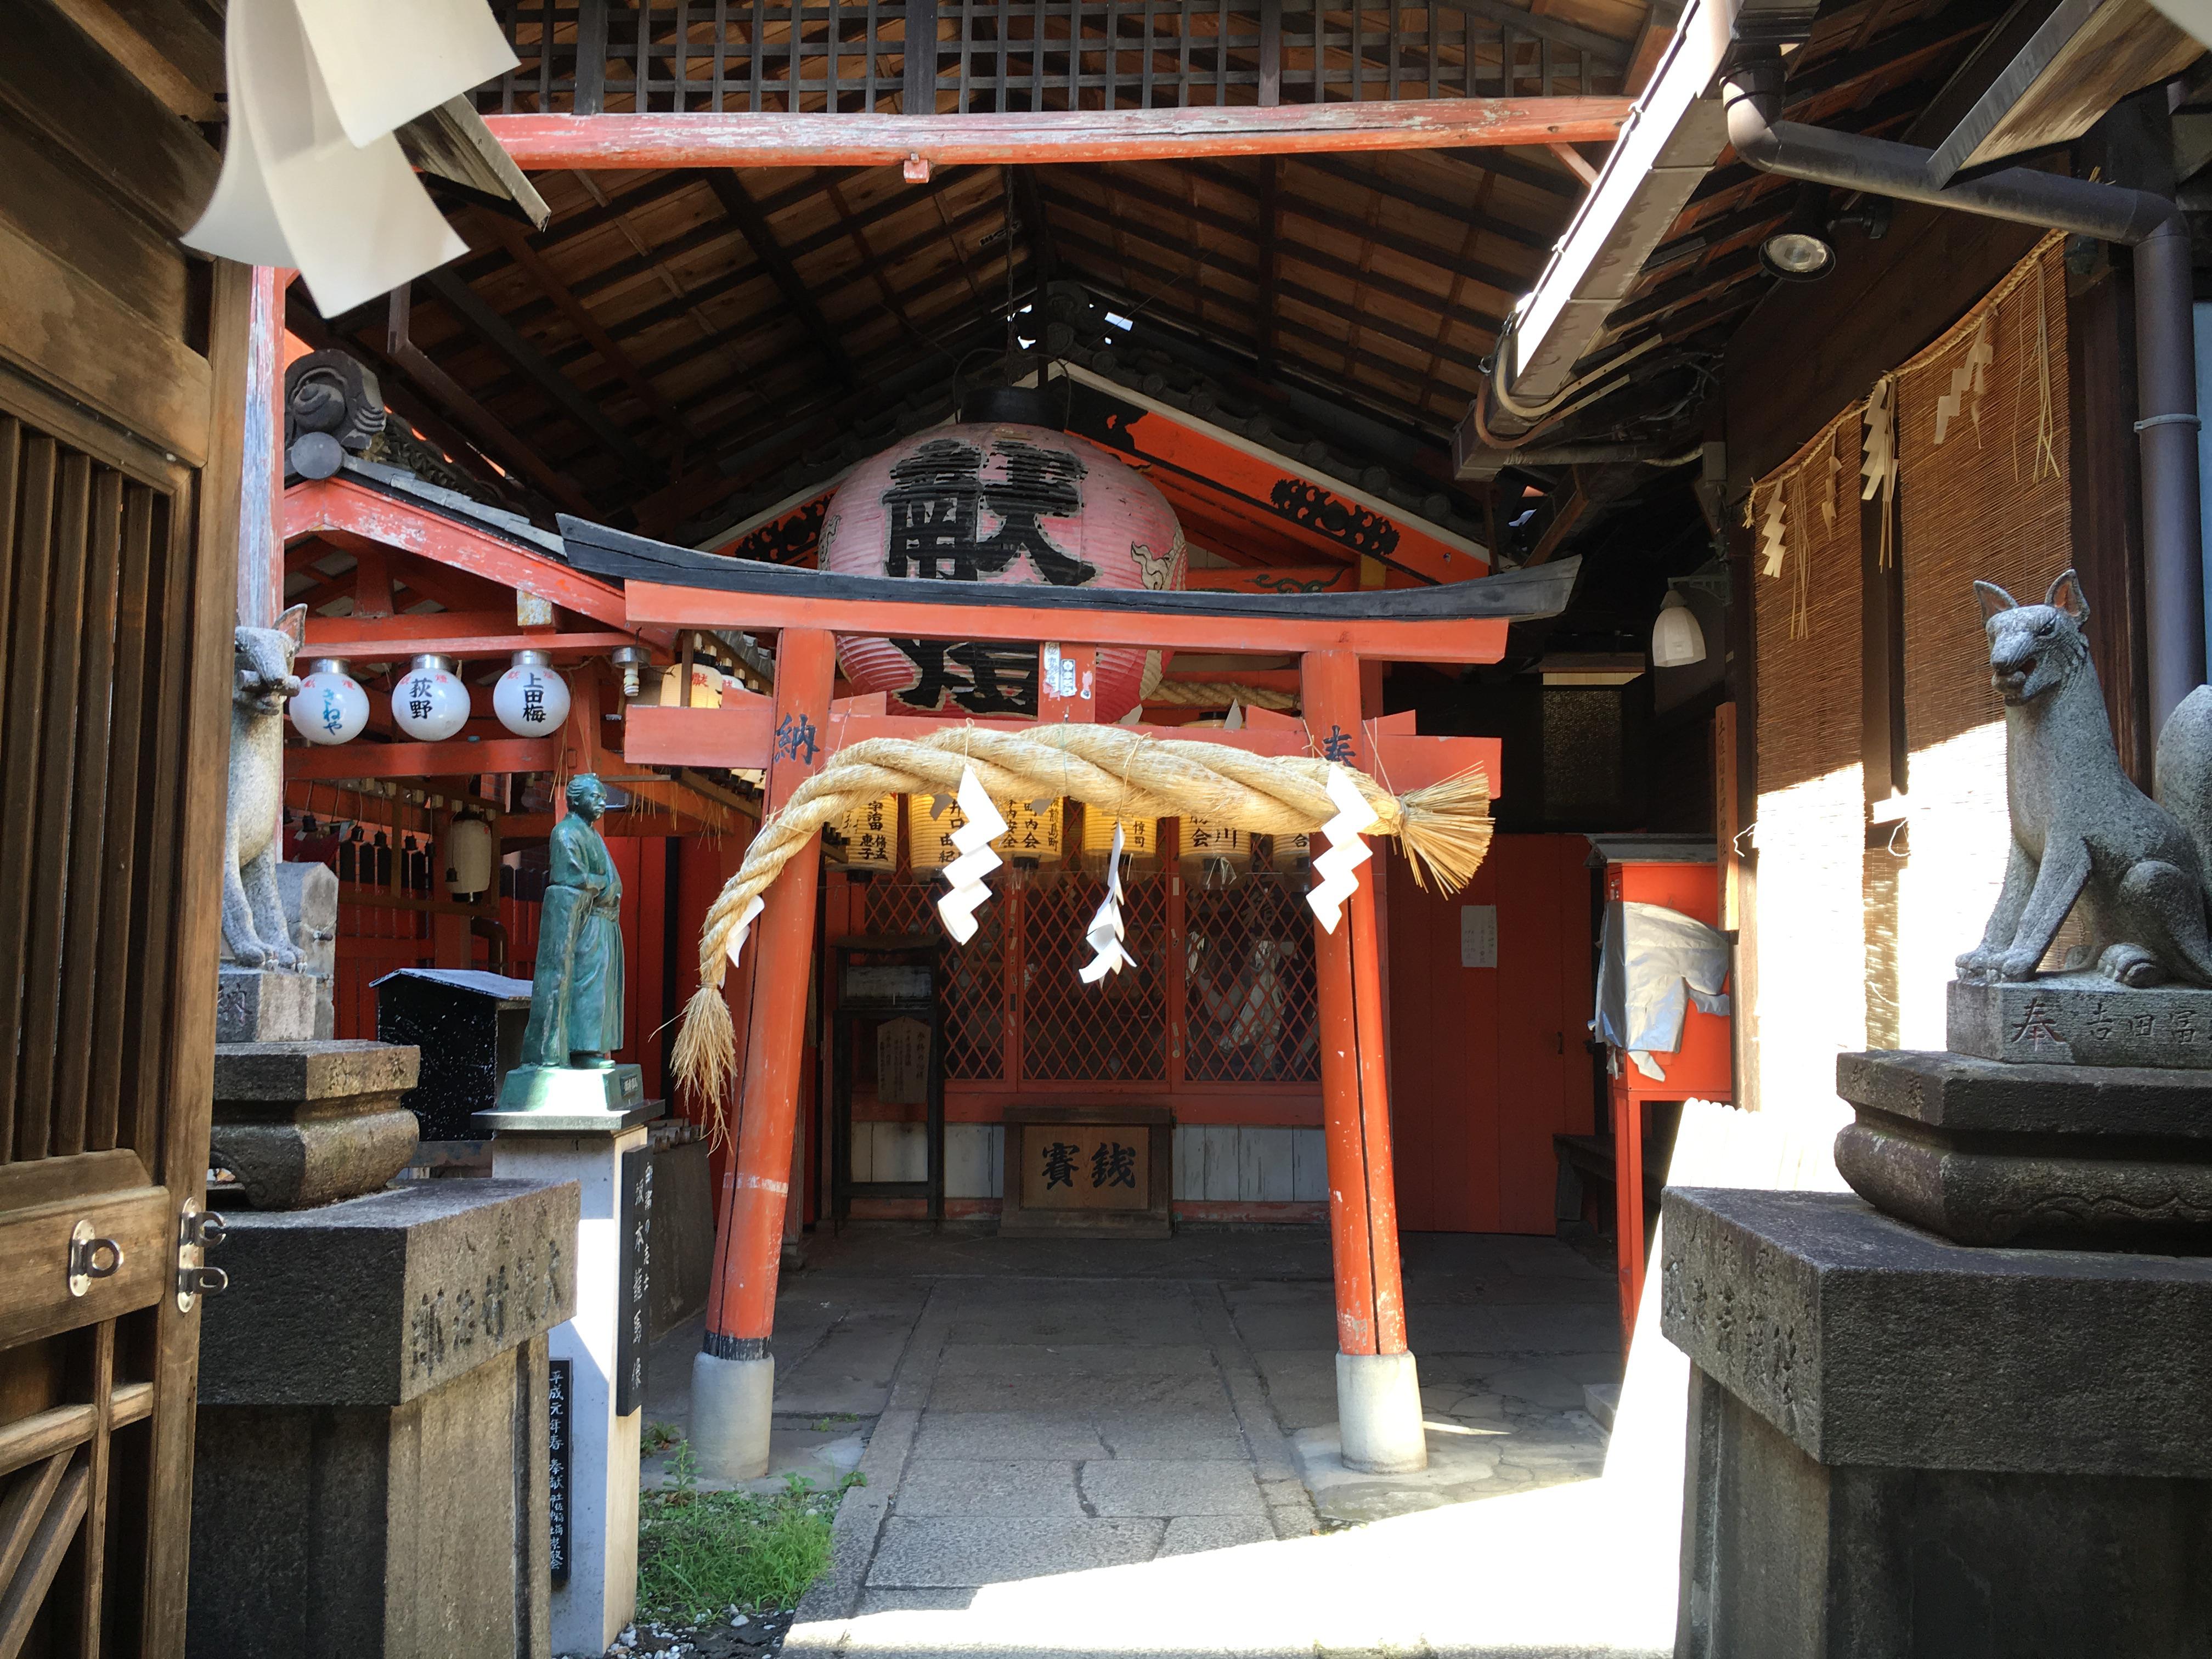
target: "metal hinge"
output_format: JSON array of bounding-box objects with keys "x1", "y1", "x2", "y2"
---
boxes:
[
  {"x1": 67, "y1": 1221, "x2": 122, "y2": 1298},
  {"x1": 176, "y1": 1199, "x2": 229, "y2": 1313}
]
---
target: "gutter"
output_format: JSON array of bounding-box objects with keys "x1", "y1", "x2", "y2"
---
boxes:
[{"x1": 1723, "y1": 52, "x2": 2202, "y2": 730}]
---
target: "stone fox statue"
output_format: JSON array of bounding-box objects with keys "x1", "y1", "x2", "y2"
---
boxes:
[
  {"x1": 1960, "y1": 571, "x2": 2212, "y2": 986},
  {"x1": 224, "y1": 607, "x2": 308, "y2": 969}
]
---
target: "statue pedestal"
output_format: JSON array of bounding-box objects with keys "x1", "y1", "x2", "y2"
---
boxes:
[
  {"x1": 481, "y1": 1062, "x2": 647, "y2": 1129},
  {"x1": 188, "y1": 1180, "x2": 579, "y2": 1659},
  {"x1": 1836, "y1": 1048, "x2": 2212, "y2": 1250},
  {"x1": 1664, "y1": 1187, "x2": 2212, "y2": 1659},
  {"x1": 481, "y1": 1090, "x2": 663, "y2": 1658},
  {"x1": 211, "y1": 1040, "x2": 420, "y2": 1209}
]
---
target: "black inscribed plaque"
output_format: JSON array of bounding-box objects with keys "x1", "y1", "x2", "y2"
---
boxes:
[
  {"x1": 548, "y1": 1357, "x2": 571, "y2": 1585},
  {"x1": 615, "y1": 1144, "x2": 654, "y2": 1417}
]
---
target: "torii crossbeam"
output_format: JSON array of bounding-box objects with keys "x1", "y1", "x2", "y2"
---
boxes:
[{"x1": 563, "y1": 517, "x2": 1577, "y2": 1478}]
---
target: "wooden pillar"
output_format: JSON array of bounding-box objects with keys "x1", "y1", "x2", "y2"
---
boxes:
[
  {"x1": 704, "y1": 627, "x2": 837, "y2": 1353},
  {"x1": 236, "y1": 266, "x2": 287, "y2": 628},
  {"x1": 1300, "y1": 648, "x2": 1408, "y2": 1358}
]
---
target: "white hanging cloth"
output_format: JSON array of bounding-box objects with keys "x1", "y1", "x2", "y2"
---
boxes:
[{"x1": 183, "y1": 0, "x2": 516, "y2": 315}]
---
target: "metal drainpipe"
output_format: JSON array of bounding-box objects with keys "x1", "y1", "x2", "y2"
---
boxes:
[{"x1": 1724, "y1": 54, "x2": 2205, "y2": 731}]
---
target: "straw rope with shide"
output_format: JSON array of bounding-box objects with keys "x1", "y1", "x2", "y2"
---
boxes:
[{"x1": 671, "y1": 723, "x2": 1494, "y2": 1111}]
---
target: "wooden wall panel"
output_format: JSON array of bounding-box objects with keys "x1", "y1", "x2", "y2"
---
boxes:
[{"x1": 1386, "y1": 833, "x2": 1591, "y2": 1235}]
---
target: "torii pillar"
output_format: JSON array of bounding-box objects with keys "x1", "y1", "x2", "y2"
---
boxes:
[
  {"x1": 690, "y1": 627, "x2": 837, "y2": 1479},
  {"x1": 1303, "y1": 649, "x2": 1426, "y2": 1472}
]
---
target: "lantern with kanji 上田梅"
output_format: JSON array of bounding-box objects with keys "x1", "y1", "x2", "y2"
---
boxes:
[{"x1": 818, "y1": 413, "x2": 1187, "y2": 723}]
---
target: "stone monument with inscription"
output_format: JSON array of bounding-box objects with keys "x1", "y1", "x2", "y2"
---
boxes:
[
  {"x1": 1664, "y1": 572, "x2": 2212, "y2": 1657},
  {"x1": 475, "y1": 772, "x2": 660, "y2": 1657}
]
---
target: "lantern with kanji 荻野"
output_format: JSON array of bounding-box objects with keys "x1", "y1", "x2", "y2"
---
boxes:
[{"x1": 819, "y1": 420, "x2": 1187, "y2": 722}]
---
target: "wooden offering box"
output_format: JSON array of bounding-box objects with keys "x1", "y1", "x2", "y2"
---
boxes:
[{"x1": 999, "y1": 1105, "x2": 1174, "y2": 1237}]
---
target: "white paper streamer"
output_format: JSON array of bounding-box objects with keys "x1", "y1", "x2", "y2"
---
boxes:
[
  {"x1": 1305, "y1": 765, "x2": 1379, "y2": 934},
  {"x1": 935, "y1": 766, "x2": 1007, "y2": 944},
  {"x1": 1079, "y1": 821, "x2": 1136, "y2": 983},
  {"x1": 182, "y1": 0, "x2": 506, "y2": 315},
  {"x1": 723, "y1": 893, "x2": 766, "y2": 968}
]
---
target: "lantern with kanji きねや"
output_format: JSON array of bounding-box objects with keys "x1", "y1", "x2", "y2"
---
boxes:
[
  {"x1": 818, "y1": 420, "x2": 1188, "y2": 722},
  {"x1": 290, "y1": 658, "x2": 369, "y2": 745}
]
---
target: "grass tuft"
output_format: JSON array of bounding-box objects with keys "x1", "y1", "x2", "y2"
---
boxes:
[{"x1": 636, "y1": 1442, "x2": 861, "y2": 1626}]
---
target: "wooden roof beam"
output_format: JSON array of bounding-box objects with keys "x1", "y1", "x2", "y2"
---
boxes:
[
  {"x1": 1047, "y1": 220, "x2": 1480, "y2": 411},
  {"x1": 1059, "y1": 171, "x2": 1505, "y2": 341},
  {"x1": 704, "y1": 172, "x2": 860, "y2": 385},
  {"x1": 1287, "y1": 154, "x2": 1555, "y2": 251},
  {"x1": 1010, "y1": 166, "x2": 1059, "y2": 286},
  {"x1": 383, "y1": 286, "x2": 597, "y2": 515},
  {"x1": 1180, "y1": 156, "x2": 1537, "y2": 300},
  {"x1": 480, "y1": 98, "x2": 1635, "y2": 169},
  {"x1": 486, "y1": 216, "x2": 701, "y2": 452},
  {"x1": 421, "y1": 269, "x2": 659, "y2": 477}
]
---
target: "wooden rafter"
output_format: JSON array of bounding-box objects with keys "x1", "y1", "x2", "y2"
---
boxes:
[
  {"x1": 485, "y1": 216, "x2": 701, "y2": 448},
  {"x1": 704, "y1": 171, "x2": 860, "y2": 383},
  {"x1": 421, "y1": 268, "x2": 658, "y2": 476}
]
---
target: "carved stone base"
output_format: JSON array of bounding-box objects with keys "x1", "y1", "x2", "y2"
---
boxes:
[
  {"x1": 216, "y1": 967, "x2": 325, "y2": 1044},
  {"x1": 1948, "y1": 972, "x2": 2212, "y2": 1068},
  {"x1": 1664, "y1": 1187, "x2": 2212, "y2": 1659},
  {"x1": 211, "y1": 1040, "x2": 421, "y2": 1210},
  {"x1": 1835, "y1": 1049, "x2": 2212, "y2": 1250}
]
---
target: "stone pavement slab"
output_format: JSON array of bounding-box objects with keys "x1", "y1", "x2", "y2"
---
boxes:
[
  {"x1": 1080, "y1": 1459, "x2": 1266, "y2": 1517},
  {"x1": 867, "y1": 1517, "x2": 1165, "y2": 1585},
  {"x1": 911, "y1": 1412, "x2": 1110, "y2": 1461},
  {"x1": 893, "y1": 1460, "x2": 1085, "y2": 1517}
]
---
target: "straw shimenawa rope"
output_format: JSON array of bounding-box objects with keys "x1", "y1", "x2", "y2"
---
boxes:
[
  {"x1": 1141, "y1": 680, "x2": 1299, "y2": 711},
  {"x1": 672, "y1": 724, "x2": 1492, "y2": 1111}
]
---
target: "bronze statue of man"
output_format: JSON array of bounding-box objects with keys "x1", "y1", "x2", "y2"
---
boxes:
[{"x1": 520, "y1": 774, "x2": 625, "y2": 1068}]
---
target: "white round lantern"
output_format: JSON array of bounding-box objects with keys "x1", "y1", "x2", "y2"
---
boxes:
[
  {"x1": 493, "y1": 649, "x2": 572, "y2": 736},
  {"x1": 391, "y1": 654, "x2": 471, "y2": 742},
  {"x1": 289, "y1": 658, "x2": 369, "y2": 746},
  {"x1": 444, "y1": 815, "x2": 496, "y2": 897}
]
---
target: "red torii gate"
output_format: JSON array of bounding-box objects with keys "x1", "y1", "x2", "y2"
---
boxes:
[{"x1": 569, "y1": 520, "x2": 1573, "y2": 1476}]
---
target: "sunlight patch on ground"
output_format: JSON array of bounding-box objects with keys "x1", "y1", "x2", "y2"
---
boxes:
[{"x1": 791, "y1": 1480, "x2": 1674, "y2": 1659}]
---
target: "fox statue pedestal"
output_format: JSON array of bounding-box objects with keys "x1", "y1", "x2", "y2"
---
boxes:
[
  {"x1": 1671, "y1": 571, "x2": 2212, "y2": 1657},
  {"x1": 1663, "y1": 1186, "x2": 2212, "y2": 1659}
]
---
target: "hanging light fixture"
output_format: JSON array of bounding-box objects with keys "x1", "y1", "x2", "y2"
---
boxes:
[
  {"x1": 493, "y1": 648, "x2": 572, "y2": 736},
  {"x1": 391, "y1": 654, "x2": 471, "y2": 741},
  {"x1": 1758, "y1": 187, "x2": 1838, "y2": 283},
  {"x1": 611, "y1": 646, "x2": 652, "y2": 701},
  {"x1": 290, "y1": 658, "x2": 370, "y2": 745},
  {"x1": 1652, "y1": 591, "x2": 1707, "y2": 668}
]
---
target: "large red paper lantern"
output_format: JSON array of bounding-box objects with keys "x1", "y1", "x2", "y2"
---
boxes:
[{"x1": 819, "y1": 420, "x2": 1187, "y2": 721}]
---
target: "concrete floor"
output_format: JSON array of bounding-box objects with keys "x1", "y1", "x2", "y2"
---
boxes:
[{"x1": 644, "y1": 1224, "x2": 1675, "y2": 1658}]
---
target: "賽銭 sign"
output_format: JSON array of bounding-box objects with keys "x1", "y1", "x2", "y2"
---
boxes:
[{"x1": 1019, "y1": 1124, "x2": 1150, "y2": 1210}]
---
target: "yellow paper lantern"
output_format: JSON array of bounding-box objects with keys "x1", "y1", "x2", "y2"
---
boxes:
[
  {"x1": 911, "y1": 795, "x2": 1062, "y2": 872},
  {"x1": 832, "y1": 795, "x2": 896, "y2": 871},
  {"x1": 657, "y1": 661, "x2": 724, "y2": 708},
  {"x1": 1000, "y1": 797, "x2": 1063, "y2": 867},
  {"x1": 1082, "y1": 809, "x2": 1157, "y2": 871},
  {"x1": 1178, "y1": 819, "x2": 1252, "y2": 885},
  {"x1": 907, "y1": 793, "x2": 962, "y2": 873},
  {"x1": 1272, "y1": 830, "x2": 1312, "y2": 878}
]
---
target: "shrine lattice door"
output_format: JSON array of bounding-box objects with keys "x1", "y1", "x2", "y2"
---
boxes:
[{"x1": 0, "y1": 14, "x2": 244, "y2": 1651}]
